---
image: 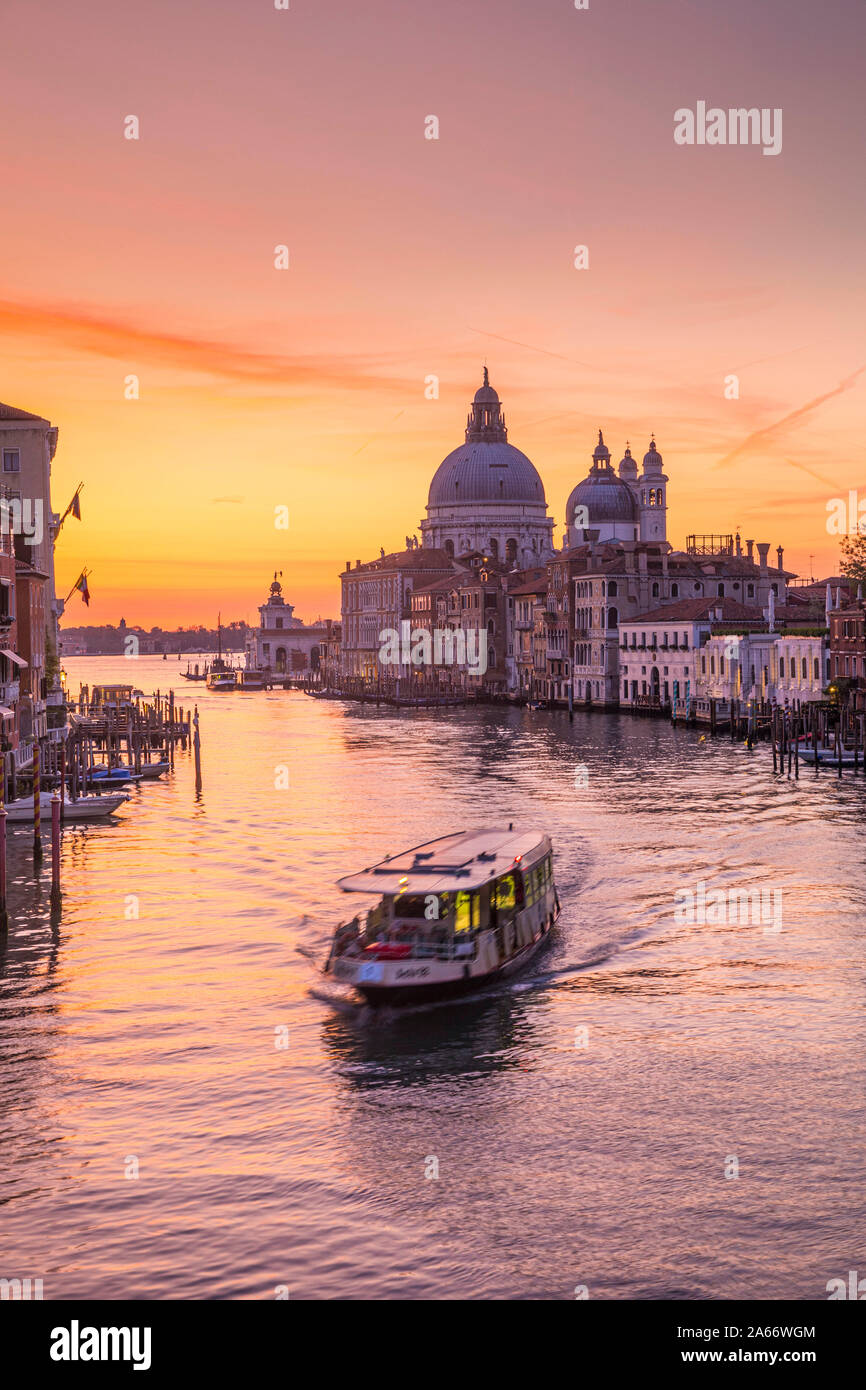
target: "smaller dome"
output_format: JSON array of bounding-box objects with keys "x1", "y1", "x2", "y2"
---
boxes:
[
  {"x1": 619, "y1": 444, "x2": 638, "y2": 478},
  {"x1": 643, "y1": 437, "x2": 663, "y2": 470},
  {"x1": 567, "y1": 472, "x2": 639, "y2": 526},
  {"x1": 593, "y1": 429, "x2": 610, "y2": 463}
]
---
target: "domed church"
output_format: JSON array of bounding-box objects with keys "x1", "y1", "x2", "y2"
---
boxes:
[
  {"x1": 419, "y1": 370, "x2": 555, "y2": 567},
  {"x1": 564, "y1": 432, "x2": 669, "y2": 548}
]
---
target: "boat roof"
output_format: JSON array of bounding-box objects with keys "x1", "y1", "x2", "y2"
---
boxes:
[{"x1": 337, "y1": 828, "x2": 551, "y2": 895}]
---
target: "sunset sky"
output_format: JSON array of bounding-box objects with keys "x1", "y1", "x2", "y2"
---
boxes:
[{"x1": 2, "y1": 0, "x2": 864, "y2": 627}]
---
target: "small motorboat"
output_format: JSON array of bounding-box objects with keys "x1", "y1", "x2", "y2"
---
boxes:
[
  {"x1": 89, "y1": 760, "x2": 168, "y2": 782},
  {"x1": 324, "y1": 827, "x2": 560, "y2": 1006},
  {"x1": 239, "y1": 670, "x2": 266, "y2": 690},
  {"x1": 87, "y1": 766, "x2": 142, "y2": 786},
  {"x1": 136, "y1": 760, "x2": 170, "y2": 779},
  {"x1": 5, "y1": 792, "x2": 130, "y2": 822},
  {"x1": 798, "y1": 741, "x2": 859, "y2": 765}
]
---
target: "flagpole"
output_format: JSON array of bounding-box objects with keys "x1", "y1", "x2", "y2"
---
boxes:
[{"x1": 63, "y1": 567, "x2": 89, "y2": 606}]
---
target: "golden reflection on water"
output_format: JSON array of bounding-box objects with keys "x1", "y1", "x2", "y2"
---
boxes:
[{"x1": 1, "y1": 656, "x2": 865, "y2": 1298}]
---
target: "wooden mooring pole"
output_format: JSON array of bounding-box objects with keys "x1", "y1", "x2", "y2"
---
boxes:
[
  {"x1": 51, "y1": 792, "x2": 62, "y2": 908},
  {"x1": 0, "y1": 802, "x2": 7, "y2": 932},
  {"x1": 33, "y1": 739, "x2": 43, "y2": 862},
  {"x1": 193, "y1": 707, "x2": 202, "y2": 793}
]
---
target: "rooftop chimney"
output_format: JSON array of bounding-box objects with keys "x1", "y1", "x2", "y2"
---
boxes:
[
  {"x1": 777, "y1": 545, "x2": 784, "y2": 570},
  {"x1": 735, "y1": 532, "x2": 742, "y2": 557},
  {"x1": 757, "y1": 542, "x2": 770, "y2": 570}
]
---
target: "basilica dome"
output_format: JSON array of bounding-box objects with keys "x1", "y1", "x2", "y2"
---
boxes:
[{"x1": 427, "y1": 369, "x2": 547, "y2": 508}]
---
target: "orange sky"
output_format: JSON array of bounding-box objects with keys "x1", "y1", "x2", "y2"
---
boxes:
[{"x1": 1, "y1": 0, "x2": 864, "y2": 626}]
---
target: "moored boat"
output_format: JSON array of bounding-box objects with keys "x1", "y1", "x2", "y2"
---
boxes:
[
  {"x1": 6, "y1": 792, "x2": 130, "y2": 821},
  {"x1": 324, "y1": 827, "x2": 560, "y2": 1006}
]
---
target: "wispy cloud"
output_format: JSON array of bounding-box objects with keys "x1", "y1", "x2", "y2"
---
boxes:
[
  {"x1": 0, "y1": 298, "x2": 409, "y2": 394},
  {"x1": 712, "y1": 367, "x2": 866, "y2": 470}
]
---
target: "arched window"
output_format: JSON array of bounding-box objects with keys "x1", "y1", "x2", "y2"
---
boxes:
[
  {"x1": 488, "y1": 647, "x2": 495, "y2": 670},
  {"x1": 444, "y1": 539, "x2": 454, "y2": 558},
  {"x1": 487, "y1": 619, "x2": 495, "y2": 637},
  {"x1": 489, "y1": 538, "x2": 499, "y2": 558},
  {"x1": 608, "y1": 606, "x2": 618, "y2": 629},
  {"x1": 608, "y1": 580, "x2": 618, "y2": 597},
  {"x1": 671, "y1": 583, "x2": 678, "y2": 597},
  {"x1": 505, "y1": 538, "x2": 517, "y2": 564},
  {"x1": 652, "y1": 582, "x2": 660, "y2": 597},
  {"x1": 717, "y1": 583, "x2": 725, "y2": 597},
  {"x1": 779, "y1": 658, "x2": 785, "y2": 677},
  {"x1": 802, "y1": 657, "x2": 808, "y2": 679}
]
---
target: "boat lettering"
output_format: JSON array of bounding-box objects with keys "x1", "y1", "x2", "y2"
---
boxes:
[{"x1": 394, "y1": 966, "x2": 430, "y2": 980}]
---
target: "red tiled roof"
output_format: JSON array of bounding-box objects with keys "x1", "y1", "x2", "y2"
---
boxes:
[
  {"x1": 628, "y1": 598, "x2": 764, "y2": 624},
  {"x1": 0, "y1": 402, "x2": 48, "y2": 422}
]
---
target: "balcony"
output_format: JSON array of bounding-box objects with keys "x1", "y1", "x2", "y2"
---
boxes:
[{"x1": 0, "y1": 680, "x2": 19, "y2": 705}]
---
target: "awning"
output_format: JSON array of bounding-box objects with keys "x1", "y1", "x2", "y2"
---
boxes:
[
  {"x1": 0, "y1": 705, "x2": 13, "y2": 718},
  {"x1": 1, "y1": 649, "x2": 27, "y2": 667}
]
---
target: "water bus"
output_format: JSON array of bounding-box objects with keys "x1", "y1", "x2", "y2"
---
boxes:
[{"x1": 324, "y1": 827, "x2": 560, "y2": 1005}]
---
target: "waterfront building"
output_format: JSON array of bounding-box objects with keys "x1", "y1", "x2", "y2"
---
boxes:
[
  {"x1": 698, "y1": 628, "x2": 828, "y2": 719},
  {"x1": 829, "y1": 600, "x2": 866, "y2": 712},
  {"x1": 619, "y1": 598, "x2": 763, "y2": 711},
  {"x1": 14, "y1": 556, "x2": 48, "y2": 756},
  {"x1": 408, "y1": 554, "x2": 512, "y2": 697},
  {"x1": 340, "y1": 547, "x2": 459, "y2": 686},
  {"x1": 0, "y1": 522, "x2": 21, "y2": 770},
  {"x1": 509, "y1": 569, "x2": 548, "y2": 699},
  {"x1": 318, "y1": 622, "x2": 342, "y2": 690},
  {"x1": 247, "y1": 573, "x2": 336, "y2": 676},
  {"x1": 419, "y1": 370, "x2": 555, "y2": 566},
  {"x1": 0, "y1": 402, "x2": 63, "y2": 667}
]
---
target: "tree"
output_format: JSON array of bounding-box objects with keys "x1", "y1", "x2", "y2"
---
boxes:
[{"x1": 840, "y1": 535, "x2": 866, "y2": 588}]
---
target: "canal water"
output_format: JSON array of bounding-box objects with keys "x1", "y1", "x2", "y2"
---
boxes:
[{"x1": 1, "y1": 656, "x2": 864, "y2": 1299}]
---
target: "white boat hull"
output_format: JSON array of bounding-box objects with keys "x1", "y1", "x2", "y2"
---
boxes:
[
  {"x1": 5, "y1": 793, "x2": 130, "y2": 822},
  {"x1": 331, "y1": 906, "x2": 559, "y2": 1006}
]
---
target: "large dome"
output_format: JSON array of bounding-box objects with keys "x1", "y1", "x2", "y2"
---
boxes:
[
  {"x1": 427, "y1": 368, "x2": 546, "y2": 507},
  {"x1": 428, "y1": 440, "x2": 546, "y2": 506}
]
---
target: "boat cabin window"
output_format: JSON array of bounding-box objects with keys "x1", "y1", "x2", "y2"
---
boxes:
[
  {"x1": 393, "y1": 893, "x2": 445, "y2": 920},
  {"x1": 493, "y1": 874, "x2": 517, "y2": 911},
  {"x1": 454, "y1": 891, "x2": 480, "y2": 933}
]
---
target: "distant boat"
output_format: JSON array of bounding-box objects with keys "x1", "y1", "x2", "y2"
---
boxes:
[
  {"x1": 207, "y1": 614, "x2": 237, "y2": 690},
  {"x1": 239, "y1": 670, "x2": 266, "y2": 690},
  {"x1": 6, "y1": 792, "x2": 130, "y2": 821},
  {"x1": 324, "y1": 827, "x2": 560, "y2": 1006},
  {"x1": 182, "y1": 661, "x2": 208, "y2": 682}
]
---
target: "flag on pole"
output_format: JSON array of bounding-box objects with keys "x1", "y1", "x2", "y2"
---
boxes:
[
  {"x1": 56, "y1": 483, "x2": 83, "y2": 533},
  {"x1": 65, "y1": 568, "x2": 91, "y2": 606}
]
